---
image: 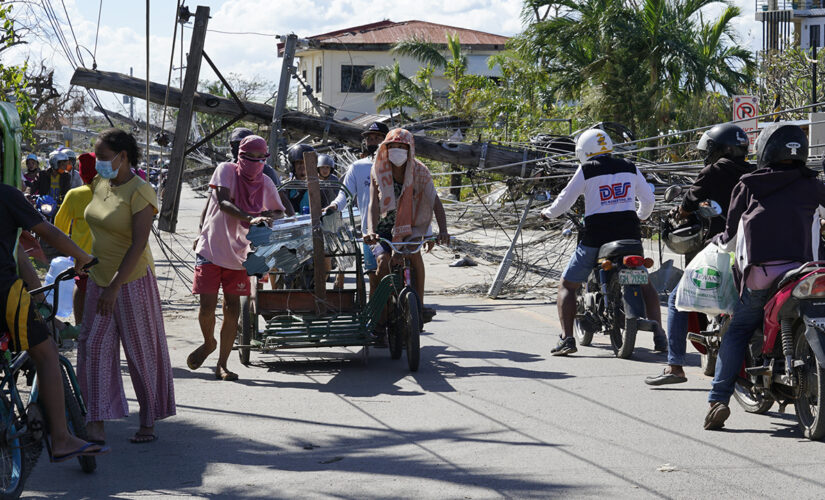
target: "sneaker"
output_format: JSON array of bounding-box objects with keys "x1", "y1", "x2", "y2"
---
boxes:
[{"x1": 551, "y1": 336, "x2": 577, "y2": 356}]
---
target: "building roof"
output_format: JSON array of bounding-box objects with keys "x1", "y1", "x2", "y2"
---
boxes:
[{"x1": 279, "y1": 20, "x2": 509, "y2": 55}]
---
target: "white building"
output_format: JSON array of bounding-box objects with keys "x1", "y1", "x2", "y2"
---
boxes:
[
  {"x1": 280, "y1": 20, "x2": 509, "y2": 121},
  {"x1": 756, "y1": 0, "x2": 825, "y2": 50}
]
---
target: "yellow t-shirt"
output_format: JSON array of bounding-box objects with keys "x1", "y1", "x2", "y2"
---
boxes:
[
  {"x1": 85, "y1": 176, "x2": 158, "y2": 287},
  {"x1": 54, "y1": 185, "x2": 93, "y2": 253}
]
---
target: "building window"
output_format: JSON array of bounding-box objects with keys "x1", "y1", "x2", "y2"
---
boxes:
[
  {"x1": 316, "y1": 66, "x2": 322, "y2": 93},
  {"x1": 813, "y1": 25, "x2": 822, "y2": 48},
  {"x1": 341, "y1": 65, "x2": 374, "y2": 93}
]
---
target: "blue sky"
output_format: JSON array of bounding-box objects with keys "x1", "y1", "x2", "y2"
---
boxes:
[{"x1": 6, "y1": 0, "x2": 761, "y2": 118}]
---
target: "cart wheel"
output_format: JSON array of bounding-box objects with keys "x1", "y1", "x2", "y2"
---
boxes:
[
  {"x1": 400, "y1": 289, "x2": 421, "y2": 372},
  {"x1": 238, "y1": 296, "x2": 254, "y2": 366}
]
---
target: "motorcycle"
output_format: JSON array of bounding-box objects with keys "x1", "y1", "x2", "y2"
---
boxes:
[
  {"x1": 35, "y1": 194, "x2": 58, "y2": 223},
  {"x1": 734, "y1": 262, "x2": 825, "y2": 440},
  {"x1": 564, "y1": 214, "x2": 660, "y2": 358}
]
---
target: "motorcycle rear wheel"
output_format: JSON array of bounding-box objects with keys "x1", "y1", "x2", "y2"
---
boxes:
[
  {"x1": 701, "y1": 352, "x2": 716, "y2": 377},
  {"x1": 733, "y1": 338, "x2": 774, "y2": 414},
  {"x1": 573, "y1": 287, "x2": 594, "y2": 346},
  {"x1": 607, "y1": 277, "x2": 635, "y2": 359},
  {"x1": 793, "y1": 331, "x2": 825, "y2": 440},
  {"x1": 733, "y1": 378, "x2": 774, "y2": 414}
]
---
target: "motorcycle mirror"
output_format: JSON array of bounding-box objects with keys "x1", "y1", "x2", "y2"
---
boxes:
[{"x1": 663, "y1": 185, "x2": 682, "y2": 203}]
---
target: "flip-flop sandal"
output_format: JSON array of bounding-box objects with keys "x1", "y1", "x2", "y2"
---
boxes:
[
  {"x1": 129, "y1": 433, "x2": 158, "y2": 444},
  {"x1": 704, "y1": 402, "x2": 731, "y2": 430},
  {"x1": 215, "y1": 369, "x2": 238, "y2": 381},
  {"x1": 50, "y1": 442, "x2": 110, "y2": 462},
  {"x1": 186, "y1": 345, "x2": 212, "y2": 370},
  {"x1": 645, "y1": 372, "x2": 688, "y2": 386}
]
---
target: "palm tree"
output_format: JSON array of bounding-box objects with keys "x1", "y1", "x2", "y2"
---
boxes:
[
  {"x1": 361, "y1": 61, "x2": 422, "y2": 122},
  {"x1": 392, "y1": 33, "x2": 483, "y2": 119},
  {"x1": 511, "y1": 0, "x2": 754, "y2": 137}
]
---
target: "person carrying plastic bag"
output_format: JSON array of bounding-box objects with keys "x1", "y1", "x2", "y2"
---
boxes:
[{"x1": 675, "y1": 243, "x2": 738, "y2": 316}]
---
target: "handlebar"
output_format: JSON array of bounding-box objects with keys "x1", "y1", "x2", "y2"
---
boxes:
[
  {"x1": 29, "y1": 257, "x2": 99, "y2": 297},
  {"x1": 360, "y1": 237, "x2": 436, "y2": 255}
]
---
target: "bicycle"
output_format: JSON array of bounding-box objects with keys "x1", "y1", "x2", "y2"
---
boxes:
[
  {"x1": 0, "y1": 259, "x2": 98, "y2": 499},
  {"x1": 376, "y1": 237, "x2": 435, "y2": 372}
]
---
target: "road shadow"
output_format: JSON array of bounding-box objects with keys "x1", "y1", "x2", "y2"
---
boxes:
[
  {"x1": 24, "y1": 411, "x2": 570, "y2": 499},
  {"x1": 181, "y1": 344, "x2": 570, "y2": 399}
]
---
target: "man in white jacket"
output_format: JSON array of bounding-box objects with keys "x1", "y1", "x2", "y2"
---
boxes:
[
  {"x1": 541, "y1": 129, "x2": 661, "y2": 356},
  {"x1": 324, "y1": 121, "x2": 389, "y2": 291}
]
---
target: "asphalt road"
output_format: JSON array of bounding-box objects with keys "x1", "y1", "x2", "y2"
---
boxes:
[{"x1": 23, "y1": 186, "x2": 825, "y2": 499}]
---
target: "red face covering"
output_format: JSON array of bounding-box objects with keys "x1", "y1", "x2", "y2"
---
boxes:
[{"x1": 234, "y1": 135, "x2": 269, "y2": 216}]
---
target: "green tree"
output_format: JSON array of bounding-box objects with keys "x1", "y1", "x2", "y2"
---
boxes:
[
  {"x1": 511, "y1": 0, "x2": 754, "y2": 139},
  {"x1": 361, "y1": 61, "x2": 422, "y2": 121},
  {"x1": 0, "y1": 4, "x2": 35, "y2": 143},
  {"x1": 391, "y1": 33, "x2": 492, "y2": 120}
]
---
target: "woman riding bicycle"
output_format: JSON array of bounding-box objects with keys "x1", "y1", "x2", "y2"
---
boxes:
[{"x1": 363, "y1": 128, "x2": 449, "y2": 322}]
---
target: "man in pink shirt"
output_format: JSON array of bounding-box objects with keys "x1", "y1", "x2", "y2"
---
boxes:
[{"x1": 188, "y1": 135, "x2": 285, "y2": 381}]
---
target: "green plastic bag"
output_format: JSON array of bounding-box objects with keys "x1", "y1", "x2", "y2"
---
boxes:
[{"x1": 675, "y1": 243, "x2": 738, "y2": 315}]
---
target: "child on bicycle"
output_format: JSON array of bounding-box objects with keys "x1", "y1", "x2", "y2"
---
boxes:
[{"x1": 0, "y1": 183, "x2": 109, "y2": 461}]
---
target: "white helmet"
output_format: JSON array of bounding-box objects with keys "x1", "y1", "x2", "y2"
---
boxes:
[
  {"x1": 48, "y1": 150, "x2": 68, "y2": 170},
  {"x1": 575, "y1": 129, "x2": 614, "y2": 164},
  {"x1": 61, "y1": 148, "x2": 77, "y2": 162}
]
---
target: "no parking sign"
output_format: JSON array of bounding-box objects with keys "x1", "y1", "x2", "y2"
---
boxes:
[{"x1": 733, "y1": 95, "x2": 758, "y2": 153}]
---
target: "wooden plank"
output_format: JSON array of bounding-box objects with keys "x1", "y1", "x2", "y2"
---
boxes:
[
  {"x1": 70, "y1": 68, "x2": 544, "y2": 176},
  {"x1": 304, "y1": 151, "x2": 327, "y2": 314},
  {"x1": 157, "y1": 5, "x2": 210, "y2": 232}
]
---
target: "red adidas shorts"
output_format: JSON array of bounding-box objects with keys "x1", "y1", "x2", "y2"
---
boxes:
[{"x1": 192, "y1": 263, "x2": 251, "y2": 296}]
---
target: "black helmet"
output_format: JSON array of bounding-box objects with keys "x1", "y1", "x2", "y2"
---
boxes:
[
  {"x1": 755, "y1": 123, "x2": 808, "y2": 169},
  {"x1": 287, "y1": 144, "x2": 315, "y2": 171},
  {"x1": 229, "y1": 127, "x2": 254, "y2": 160},
  {"x1": 662, "y1": 215, "x2": 707, "y2": 255},
  {"x1": 696, "y1": 123, "x2": 749, "y2": 165}
]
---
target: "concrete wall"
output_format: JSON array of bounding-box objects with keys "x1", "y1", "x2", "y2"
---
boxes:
[{"x1": 295, "y1": 48, "x2": 502, "y2": 121}]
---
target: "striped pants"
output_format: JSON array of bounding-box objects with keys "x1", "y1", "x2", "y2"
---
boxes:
[{"x1": 77, "y1": 270, "x2": 176, "y2": 427}]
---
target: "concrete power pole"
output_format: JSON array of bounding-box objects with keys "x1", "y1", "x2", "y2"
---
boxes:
[
  {"x1": 158, "y1": 5, "x2": 210, "y2": 232},
  {"x1": 269, "y1": 34, "x2": 298, "y2": 170}
]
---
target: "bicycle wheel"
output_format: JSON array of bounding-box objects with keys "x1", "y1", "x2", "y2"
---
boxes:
[
  {"x1": 0, "y1": 396, "x2": 27, "y2": 498},
  {"x1": 400, "y1": 289, "x2": 421, "y2": 372},
  {"x1": 61, "y1": 368, "x2": 95, "y2": 473}
]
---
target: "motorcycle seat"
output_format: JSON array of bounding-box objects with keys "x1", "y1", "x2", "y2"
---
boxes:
[
  {"x1": 598, "y1": 239, "x2": 644, "y2": 260},
  {"x1": 773, "y1": 262, "x2": 825, "y2": 292}
]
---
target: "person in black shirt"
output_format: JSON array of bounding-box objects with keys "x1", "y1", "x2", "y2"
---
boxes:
[{"x1": 0, "y1": 184, "x2": 109, "y2": 461}]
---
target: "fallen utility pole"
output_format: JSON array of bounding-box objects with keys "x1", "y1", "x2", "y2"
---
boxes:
[
  {"x1": 70, "y1": 68, "x2": 545, "y2": 176},
  {"x1": 269, "y1": 34, "x2": 297, "y2": 168},
  {"x1": 159, "y1": 5, "x2": 209, "y2": 232}
]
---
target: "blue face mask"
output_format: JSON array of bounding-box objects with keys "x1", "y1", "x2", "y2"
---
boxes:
[{"x1": 95, "y1": 154, "x2": 119, "y2": 179}]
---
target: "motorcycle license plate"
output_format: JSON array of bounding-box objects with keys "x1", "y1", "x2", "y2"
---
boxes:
[{"x1": 619, "y1": 269, "x2": 648, "y2": 285}]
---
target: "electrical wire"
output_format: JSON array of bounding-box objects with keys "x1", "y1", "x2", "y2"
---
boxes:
[{"x1": 93, "y1": 0, "x2": 103, "y2": 62}]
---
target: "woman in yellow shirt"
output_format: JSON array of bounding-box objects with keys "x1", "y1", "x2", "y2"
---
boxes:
[
  {"x1": 77, "y1": 129, "x2": 175, "y2": 445},
  {"x1": 54, "y1": 152, "x2": 96, "y2": 325}
]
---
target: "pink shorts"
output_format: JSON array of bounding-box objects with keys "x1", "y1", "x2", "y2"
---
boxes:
[{"x1": 192, "y1": 263, "x2": 251, "y2": 296}]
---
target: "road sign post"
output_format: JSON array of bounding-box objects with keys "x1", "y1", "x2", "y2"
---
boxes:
[{"x1": 733, "y1": 95, "x2": 759, "y2": 153}]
